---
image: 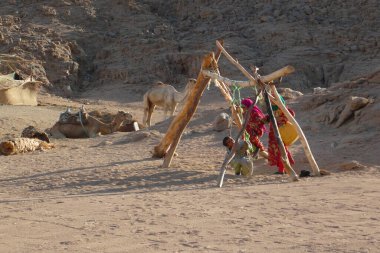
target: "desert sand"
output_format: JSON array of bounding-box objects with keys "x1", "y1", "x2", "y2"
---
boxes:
[{"x1": 0, "y1": 81, "x2": 379, "y2": 253}]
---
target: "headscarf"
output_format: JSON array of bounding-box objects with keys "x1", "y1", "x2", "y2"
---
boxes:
[
  {"x1": 241, "y1": 98, "x2": 266, "y2": 119},
  {"x1": 241, "y1": 98, "x2": 253, "y2": 108}
]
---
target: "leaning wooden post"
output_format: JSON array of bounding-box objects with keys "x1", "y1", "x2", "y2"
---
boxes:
[
  {"x1": 160, "y1": 52, "x2": 220, "y2": 167},
  {"x1": 263, "y1": 88, "x2": 299, "y2": 181},
  {"x1": 269, "y1": 85, "x2": 321, "y2": 176},
  {"x1": 153, "y1": 50, "x2": 222, "y2": 164}
]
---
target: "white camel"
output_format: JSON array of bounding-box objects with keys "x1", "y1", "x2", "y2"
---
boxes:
[{"x1": 142, "y1": 78, "x2": 196, "y2": 127}]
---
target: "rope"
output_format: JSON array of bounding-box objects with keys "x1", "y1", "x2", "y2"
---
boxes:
[{"x1": 231, "y1": 85, "x2": 242, "y2": 107}]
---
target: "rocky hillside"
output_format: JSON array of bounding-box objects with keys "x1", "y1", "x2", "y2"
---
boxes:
[{"x1": 0, "y1": 0, "x2": 379, "y2": 96}]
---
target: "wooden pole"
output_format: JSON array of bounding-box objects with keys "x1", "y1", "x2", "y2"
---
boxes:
[
  {"x1": 215, "y1": 41, "x2": 295, "y2": 87},
  {"x1": 202, "y1": 66, "x2": 295, "y2": 88},
  {"x1": 263, "y1": 89, "x2": 299, "y2": 181},
  {"x1": 160, "y1": 52, "x2": 219, "y2": 167},
  {"x1": 216, "y1": 41, "x2": 261, "y2": 88},
  {"x1": 269, "y1": 85, "x2": 321, "y2": 176},
  {"x1": 153, "y1": 42, "x2": 223, "y2": 162}
]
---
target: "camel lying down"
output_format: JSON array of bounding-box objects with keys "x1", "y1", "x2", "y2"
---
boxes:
[
  {"x1": 48, "y1": 110, "x2": 133, "y2": 138},
  {"x1": 0, "y1": 137, "x2": 54, "y2": 156}
]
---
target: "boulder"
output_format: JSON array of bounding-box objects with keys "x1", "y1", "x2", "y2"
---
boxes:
[{"x1": 213, "y1": 112, "x2": 232, "y2": 132}]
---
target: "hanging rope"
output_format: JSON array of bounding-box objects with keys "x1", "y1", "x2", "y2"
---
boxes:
[
  {"x1": 79, "y1": 105, "x2": 90, "y2": 138},
  {"x1": 231, "y1": 85, "x2": 242, "y2": 107}
]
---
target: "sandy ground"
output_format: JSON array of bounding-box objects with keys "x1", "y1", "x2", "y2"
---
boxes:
[{"x1": 0, "y1": 85, "x2": 379, "y2": 253}]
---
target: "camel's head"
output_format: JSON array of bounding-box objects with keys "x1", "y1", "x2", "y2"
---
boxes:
[
  {"x1": 185, "y1": 78, "x2": 197, "y2": 91},
  {"x1": 187, "y1": 78, "x2": 197, "y2": 86},
  {"x1": 113, "y1": 110, "x2": 133, "y2": 125},
  {"x1": 18, "y1": 81, "x2": 42, "y2": 93}
]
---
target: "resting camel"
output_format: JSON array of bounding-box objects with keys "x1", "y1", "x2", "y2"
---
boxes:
[
  {"x1": 88, "y1": 110, "x2": 143, "y2": 132},
  {"x1": 49, "y1": 110, "x2": 132, "y2": 138},
  {"x1": 142, "y1": 78, "x2": 197, "y2": 127}
]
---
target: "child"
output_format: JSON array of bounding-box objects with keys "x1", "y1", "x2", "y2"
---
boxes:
[{"x1": 222, "y1": 136, "x2": 253, "y2": 177}]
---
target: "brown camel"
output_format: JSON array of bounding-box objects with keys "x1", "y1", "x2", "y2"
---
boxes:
[
  {"x1": 142, "y1": 78, "x2": 197, "y2": 127},
  {"x1": 88, "y1": 110, "x2": 143, "y2": 132},
  {"x1": 48, "y1": 110, "x2": 133, "y2": 138}
]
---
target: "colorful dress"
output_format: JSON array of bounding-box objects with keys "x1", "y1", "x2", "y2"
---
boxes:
[
  {"x1": 268, "y1": 108, "x2": 295, "y2": 173},
  {"x1": 240, "y1": 98, "x2": 267, "y2": 152},
  {"x1": 245, "y1": 106, "x2": 268, "y2": 152}
]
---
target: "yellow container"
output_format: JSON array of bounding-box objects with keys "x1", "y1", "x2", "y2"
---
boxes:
[{"x1": 279, "y1": 122, "x2": 299, "y2": 146}]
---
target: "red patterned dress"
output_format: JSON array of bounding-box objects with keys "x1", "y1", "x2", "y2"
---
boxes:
[
  {"x1": 245, "y1": 106, "x2": 268, "y2": 152},
  {"x1": 268, "y1": 108, "x2": 295, "y2": 173}
]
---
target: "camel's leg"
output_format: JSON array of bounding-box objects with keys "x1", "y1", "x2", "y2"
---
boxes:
[
  {"x1": 88, "y1": 132, "x2": 99, "y2": 138},
  {"x1": 143, "y1": 109, "x2": 148, "y2": 127},
  {"x1": 147, "y1": 105, "x2": 155, "y2": 127},
  {"x1": 170, "y1": 104, "x2": 177, "y2": 117},
  {"x1": 143, "y1": 94, "x2": 152, "y2": 127},
  {"x1": 48, "y1": 125, "x2": 67, "y2": 139},
  {"x1": 51, "y1": 131, "x2": 66, "y2": 139},
  {"x1": 163, "y1": 107, "x2": 168, "y2": 120}
]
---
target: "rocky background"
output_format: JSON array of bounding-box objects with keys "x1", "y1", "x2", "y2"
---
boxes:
[{"x1": 0, "y1": 0, "x2": 379, "y2": 96}]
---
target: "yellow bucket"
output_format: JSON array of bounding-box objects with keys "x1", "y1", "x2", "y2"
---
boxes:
[{"x1": 279, "y1": 122, "x2": 299, "y2": 146}]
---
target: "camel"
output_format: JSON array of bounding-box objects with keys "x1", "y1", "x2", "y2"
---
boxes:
[
  {"x1": 142, "y1": 78, "x2": 197, "y2": 127},
  {"x1": 88, "y1": 110, "x2": 143, "y2": 132},
  {"x1": 48, "y1": 110, "x2": 133, "y2": 138}
]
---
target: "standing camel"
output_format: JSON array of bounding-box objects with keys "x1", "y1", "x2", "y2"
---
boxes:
[{"x1": 142, "y1": 78, "x2": 196, "y2": 127}]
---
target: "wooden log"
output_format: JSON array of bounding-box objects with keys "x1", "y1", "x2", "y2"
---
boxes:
[
  {"x1": 215, "y1": 41, "x2": 295, "y2": 87},
  {"x1": 216, "y1": 41, "x2": 262, "y2": 88},
  {"x1": 152, "y1": 47, "x2": 222, "y2": 161},
  {"x1": 160, "y1": 52, "x2": 220, "y2": 167},
  {"x1": 204, "y1": 70, "x2": 251, "y2": 87},
  {"x1": 263, "y1": 89, "x2": 299, "y2": 181},
  {"x1": 269, "y1": 85, "x2": 321, "y2": 176},
  {"x1": 203, "y1": 66, "x2": 295, "y2": 88}
]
